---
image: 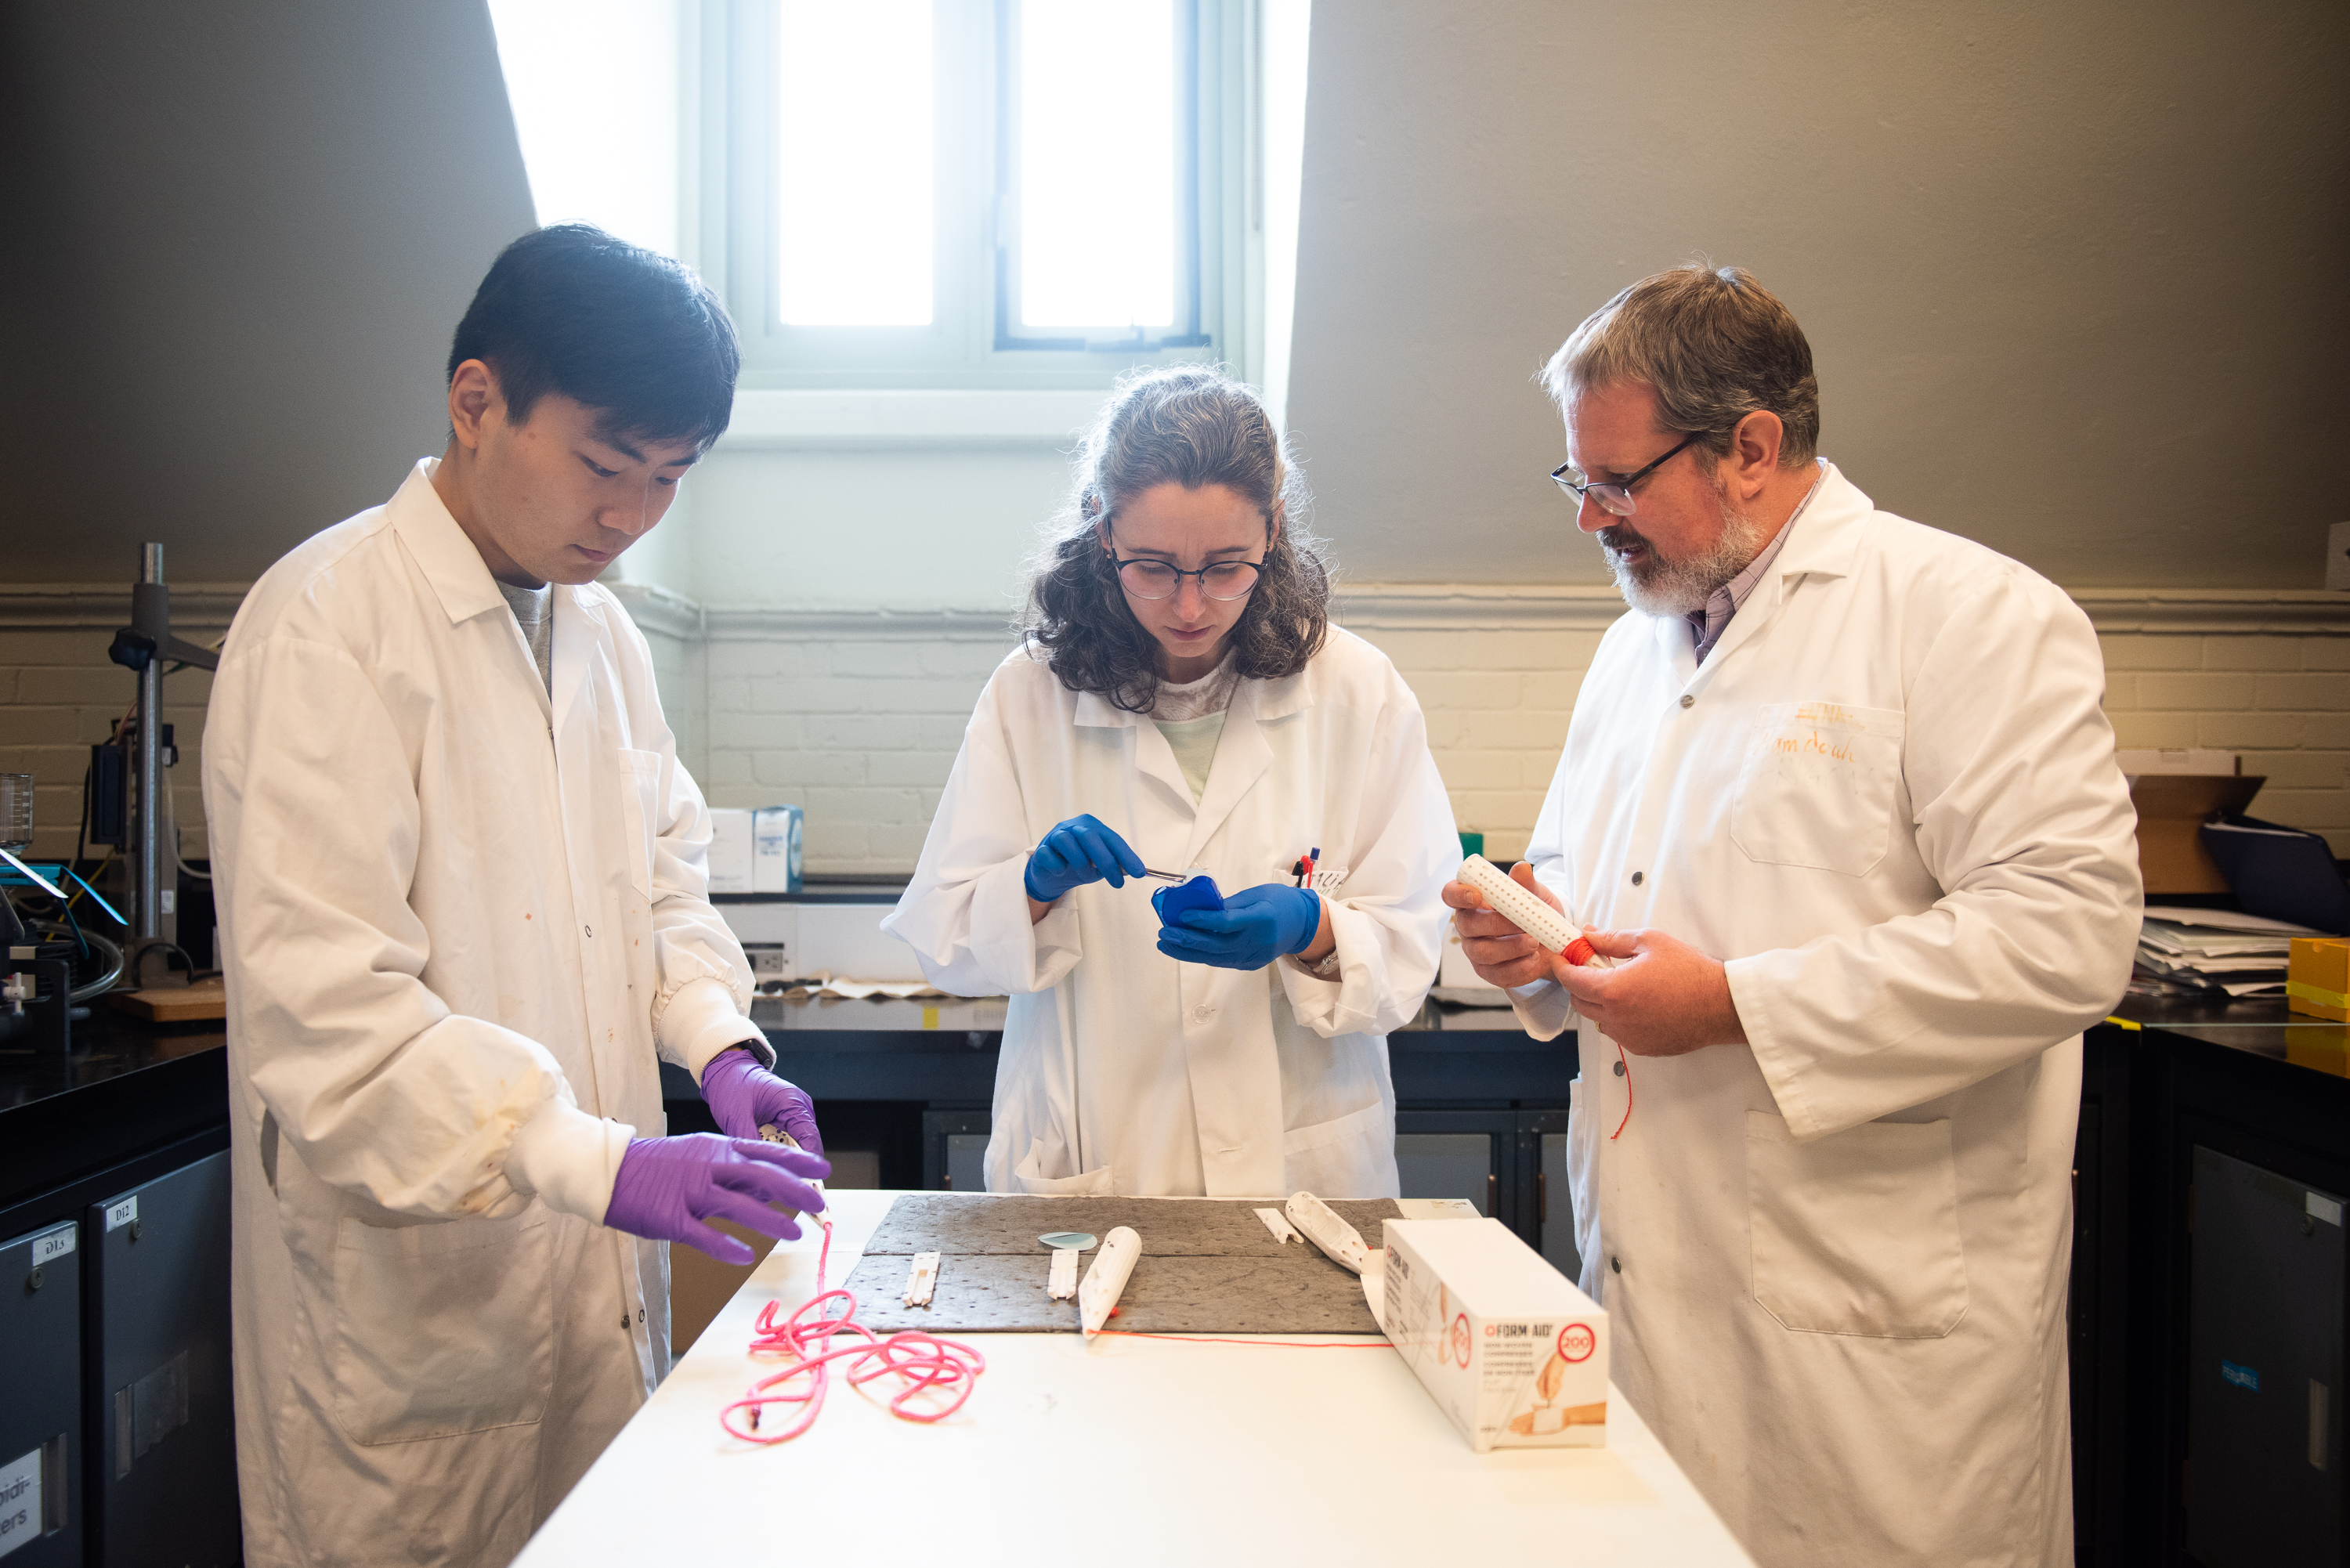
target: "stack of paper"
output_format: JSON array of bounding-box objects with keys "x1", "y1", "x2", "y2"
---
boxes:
[{"x1": 2135, "y1": 908, "x2": 2322, "y2": 997}]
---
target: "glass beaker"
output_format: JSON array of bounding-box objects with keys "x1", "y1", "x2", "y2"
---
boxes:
[{"x1": 0, "y1": 774, "x2": 32, "y2": 852}]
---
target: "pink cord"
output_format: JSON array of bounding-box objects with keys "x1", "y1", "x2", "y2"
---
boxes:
[
  {"x1": 1610, "y1": 1038, "x2": 1632, "y2": 1140},
  {"x1": 720, "y1": 1220, "x2": 988, "y2": 1444},
  {"x1": 1555, "y1": 934, "x2": 1633, "y2": 1141}
]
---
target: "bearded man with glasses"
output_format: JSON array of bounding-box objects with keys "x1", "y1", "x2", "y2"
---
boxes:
[{"x1": 1446, "y1": 265, "x2": 2139, "y2": 1568}]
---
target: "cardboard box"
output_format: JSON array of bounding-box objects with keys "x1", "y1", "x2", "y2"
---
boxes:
[
  {"x1": 752, "y1": 804, "x2": 804, "y2": 894},
  {"x1": 1375, "y1": 1218, "x2": 1607, "y2": 1451},
  {"x1": 2128, "y1": 774, "x2": 2265, "y2": 895},
  {"x1": 2289, "y1": 938, "x2": 2350, "y2": 1021},
  {"x1": 707, "y1": 808, "x2": 754, "y2": 894},
  {"x1": 2115, "y1": 749, "x2": 2240, "y2": 777}
]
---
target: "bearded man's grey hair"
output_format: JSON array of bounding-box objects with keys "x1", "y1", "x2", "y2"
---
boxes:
[{"x1": 1542, "y1": 264, "x2": 1820, "y2": 467}]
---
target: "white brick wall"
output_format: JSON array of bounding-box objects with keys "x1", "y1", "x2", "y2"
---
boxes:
[
  {"x1": 696, "y1": 619, "x2": 1021, "y2": 871},
  {"x1": 684, "y1": 611, "x2": 2350, "y2": 873},
  {"x1": 2101, "y1": 632, "x2": 2350, "y2": 850},
  {"x1": 7, "y1": 592, "x2": 2350, "y2": 878},
  {"x1": 0, "y1": 627, "x2": 216, "y2": 862}
]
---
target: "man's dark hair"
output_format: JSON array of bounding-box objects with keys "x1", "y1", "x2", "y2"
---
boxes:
[{"x1": 446, "y1": 224, "x2": 740, "y2": 450}]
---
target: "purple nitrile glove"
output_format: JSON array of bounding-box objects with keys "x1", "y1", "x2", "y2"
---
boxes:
[
  {"x1": 1156, "y1": 883, "x2": 1322, "y2": 971},
  {"x1": 701, "y1": 1045, "x2": 823, "y2": 1153},
  {"x1": 603, "y1": 1133, "x2": 830, "y2": 1265}
]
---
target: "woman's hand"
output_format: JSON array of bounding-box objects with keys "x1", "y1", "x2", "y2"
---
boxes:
[
  {"x1": 1024, "y1": 815, "x2": 1145, "y2": 905},
  {"x1": 1157, "y1": 883, "x2": 1324, "y2": 970}
]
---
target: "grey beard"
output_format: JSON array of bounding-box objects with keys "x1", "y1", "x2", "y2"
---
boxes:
[{"x1": 1601, "y1": 501, "x2": 1766, "y2": 618}]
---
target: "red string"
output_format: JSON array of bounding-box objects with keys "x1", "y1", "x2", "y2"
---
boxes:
[
  {"x1": 719, "y1": 1220, "x2": 988, "y2": 1444},
  {"x1": 1553, "y1": 938, "x2": 1635, "y2": 1142},
  {"x1": 1610, "y1": 1037, "x2": 1632, "y2": 1140}
]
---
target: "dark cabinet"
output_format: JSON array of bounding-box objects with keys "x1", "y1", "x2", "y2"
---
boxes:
[
  {"x1": 2183, "y1": 1146, "x2": 2345, "y2": 1567},
  {"x1": 85, "y1": 1151, "x2": 237, "y2": 1568},
  {"x1": 1, "y1": 1218, "x2": 81, "y2": 1566}
]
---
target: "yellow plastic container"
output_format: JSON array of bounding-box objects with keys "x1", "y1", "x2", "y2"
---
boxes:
[{"x1": 2287, "y1": 938, "x2": 2350, "y2": 1021}]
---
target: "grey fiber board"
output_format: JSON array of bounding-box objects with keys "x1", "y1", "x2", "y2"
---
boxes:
[
  {"x1": 838, "y1": 1250, "x2": 1385, "y2": 1335},
  {"x1": 837, "y1": 1194, "x2": 1400, "y2": 1335},
  {"x1": 857, "y1": 1194, "x2": 1404, "y2": 1259}
]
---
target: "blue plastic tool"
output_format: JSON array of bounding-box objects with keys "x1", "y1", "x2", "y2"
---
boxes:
[{"x1": 1151, "y1": 873, "x2": 1226, "y2": 924}]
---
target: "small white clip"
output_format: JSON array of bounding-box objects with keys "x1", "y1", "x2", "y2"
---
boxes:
[
  {"x1": 1047, "y1": 1247, "x2": 1079, "y2": 1299},
  {"x1": 903, "y1": 1252, "x2": 941, "y2": 1307},
  {"x1": 1254, "y1": 1207, "x2": 1303, "y2": 1245},
  {"x1": 1285, "y1": 1191, "x2": 1370, "y2": 1275}
]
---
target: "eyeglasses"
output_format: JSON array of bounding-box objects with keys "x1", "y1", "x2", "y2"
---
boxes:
[
  {"x1": 1110, "y1": 554, "x2": 1265, "y2": 602},
  {"x1": 1549, "y1": 431, "x2": 1710, "y2": 518}
]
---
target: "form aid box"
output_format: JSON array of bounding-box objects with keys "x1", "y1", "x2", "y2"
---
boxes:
[
  {"x1": 752, "y1": 804, "x2": 804, "y2": 894},
  {"x1": 1376, "y1": 1217, "x2": 1607, "y2": 1451},
  {"x1": 707, "y1": 808, "x2": 754, "y2": 895}
]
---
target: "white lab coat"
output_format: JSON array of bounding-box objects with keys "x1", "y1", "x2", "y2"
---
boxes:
[
  {"x1": 1512, "y1": 463, "x2": 2139, "y2": 1568},
  {"x1": 883, "y1": 629, "x2": 1459, "y2": 1198},
  {"x1": 203, "y1": 461, "x2": 762, "y2": 1568}
]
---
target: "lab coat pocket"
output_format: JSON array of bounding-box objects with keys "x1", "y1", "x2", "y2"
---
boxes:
[
  {"x1": 1282, "y1": 1098, "x2": 1398, "y2": 1201},
  {"x1": 1730, "y1": 702, "x2": 1904, "y2": 876},
  {"x1": 616, "y1": 747, "x2": 662, "y2": 899},
  {"x1": 1011, "y1": 1137, "x2": 1117, "y2": 1196},
  {"x1": 1745, "y1": 1110, "x2": 1967, "y2": 1338},
  {"x1": 331, "y1": 1210, "x2": 554, "y2": 1444}
]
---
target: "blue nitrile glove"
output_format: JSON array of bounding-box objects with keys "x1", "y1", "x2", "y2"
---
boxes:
[
  {"x1": 700, "y1": 1045, "x2": 823, "y2": 1152},
  {"x1": 1156, "y1": 883, "x2": 1323, "y2": 970},
  {"x1": 1024, "y1": 814, "x2": 1146, "y2": 902},
  {"x1": 603, "y1": 1134, "x2": 830, "y2": 1265}
]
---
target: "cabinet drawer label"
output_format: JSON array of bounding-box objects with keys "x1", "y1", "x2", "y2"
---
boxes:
[
  {"x1": 31, "y1": 1227, "x2": 72, "y2": 1265},
  {"x1": 104, "y1": 1197, "x2": 137, "y2": 1232},
  {"x1": 0, "y1": 1446, "x2": 40, "y2": 1559}
]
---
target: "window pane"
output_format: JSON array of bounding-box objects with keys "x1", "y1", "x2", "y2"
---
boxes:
[
  {"x1": 778, "y1": 0, "x2": 932, "y2": 326},
  {"x1": 1020, "y1": 0, "x2": 1175, "y2": 330}
]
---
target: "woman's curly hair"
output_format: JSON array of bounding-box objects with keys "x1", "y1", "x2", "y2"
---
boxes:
[{"x1": 1019, "y1": 365, "x2": 1330, "y2": 712}]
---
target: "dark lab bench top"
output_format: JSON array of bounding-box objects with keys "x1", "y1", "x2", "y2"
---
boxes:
[
  {"x1": 707, "y1": 993, "x2": 1573, "y2": 1104},
  {"x1": 4, "y1": 996, "x2": 1570, "y2": 1213},
  {"x1": 2106, "y1": 993, "x2": 2350, "y2": 1085},
  {"x1": 0, "y1": 1006, "x2": 230, "y2": 1213}
]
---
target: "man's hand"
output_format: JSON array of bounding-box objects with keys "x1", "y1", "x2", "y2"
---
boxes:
[
  {"x1": 1441, "y1": 861, "x2": 1567, "y2": 988},
  {"x1": 1556, "y1": 927, "x2": 1747, "y2": 1057},
  {"x1": 1442, "y1": 862, "x2": 1746, "y2": 1057}
]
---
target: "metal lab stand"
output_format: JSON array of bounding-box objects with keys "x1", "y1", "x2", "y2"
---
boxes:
[{"x1": 105, "y1": 544, "x2": 219, "y2": 985}]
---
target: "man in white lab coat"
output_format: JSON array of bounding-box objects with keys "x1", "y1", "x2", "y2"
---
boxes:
[
  {"x1": 1448, "y1": 265, "x2": 2139, "y2": 1567},
  {"x1": 205, "y1": 226, "x2": 827, "y2": 1567}
]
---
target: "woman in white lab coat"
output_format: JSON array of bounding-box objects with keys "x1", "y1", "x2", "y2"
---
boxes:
[{"x1": 884, "y1": 367, "x2": 1459, "y2": 1198}]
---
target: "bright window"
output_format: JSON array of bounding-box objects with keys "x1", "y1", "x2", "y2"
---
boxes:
[
  {"x1": 1015, "y1": 0, "x2": 1177, "y2": 334},
  {"x1": 776, "y1": 0, "x2": 934, "y2": 327},
  {"x1": 710, "y1": 0, "x2": 1249, "y2": 389}
]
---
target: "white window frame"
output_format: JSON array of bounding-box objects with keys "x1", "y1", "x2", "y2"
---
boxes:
[{"x1": 693, "y1": 0, "x2": 1261, "y2": 392}]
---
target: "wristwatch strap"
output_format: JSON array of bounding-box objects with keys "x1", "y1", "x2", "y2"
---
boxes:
[{"x1": 1289, "y1": 944, "x2": 1342, "y2": 980}]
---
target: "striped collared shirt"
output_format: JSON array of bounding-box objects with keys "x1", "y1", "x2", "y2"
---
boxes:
[{"x1": 1687, "y1": 464, "x2": 1824, "y2": 665}]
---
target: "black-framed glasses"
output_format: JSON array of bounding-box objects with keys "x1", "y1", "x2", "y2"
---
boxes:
[
  {"x1": 1110, "y1": 553, "x2": 1265, "y2": 602},
  {"x1": 1549, "y1": 431, "x2": 1710, "y2": 518}
]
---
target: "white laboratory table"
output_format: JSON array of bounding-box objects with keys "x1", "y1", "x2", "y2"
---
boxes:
[{"x1": 515, "y1": 1190, "x2": 1755, "y2": 1567}]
